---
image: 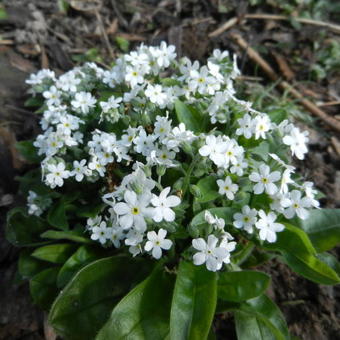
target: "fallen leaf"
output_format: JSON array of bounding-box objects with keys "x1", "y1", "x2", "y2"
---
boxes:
[
  {"x1": 0, "y1": 126, "x2": 25, "y2": 169},
  {"x1": 8, "y1": 50, "x2": 36, "y2": 73},
  {"x1": 69, "y1": 0, "x2": 102, "y2": 12}
]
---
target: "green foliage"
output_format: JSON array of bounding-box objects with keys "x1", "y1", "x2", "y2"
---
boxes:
[
  {"x1": 264, "y1": 224, "x2": 340, "y2": 285},
  {"x1": 218, "y1": 270, "x2": 270, "y2": 302},
  {"x1": 6, "y1": 208, "x2": 48, "y2": 246},
  {"x1": 195, "y1": 176, "x2": 220, "y2": 203},
  {"x1": 175, "y1": 100, "x2": 207, "y2": 133},
  {"x1": 96, "y1": 266, "x2": 174, "y2": 340},
  {"x1": 115, "y1": 36, "x2": 130, "y2": 52},
  {"x1": 31, "y1": 244, "x2": 77, "y2": 264},
  {"x1": 49, "y1": 256, "x2": 154, "y2": 340},
  {"x1": 296, "y1": 209, "x2": 340, "y2": 253},
  {"x1": 233, "y1": 295, "x2": 289, "y2": 340},
  {"x1": 30, "y1": 267, "x2": 60, "y2": 309},
  {"x1": 170, "y1": 261, "x2": 217, "y2": 340}
]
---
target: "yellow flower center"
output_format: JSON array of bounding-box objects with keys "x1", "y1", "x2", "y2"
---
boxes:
[{"x1": 132, "y1": 207, "x2": 139, "y2": 215}]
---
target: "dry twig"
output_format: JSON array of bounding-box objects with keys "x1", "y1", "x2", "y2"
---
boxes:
[
  {"x1": 209, "y1": 13, "x2": 340, "y2": 37},
  {"x1": 95, "y1": 9, "x2": 114, "y2": 58},
  {"x1": 230, "y1": 33, "x2": 340, "y2": 133}
]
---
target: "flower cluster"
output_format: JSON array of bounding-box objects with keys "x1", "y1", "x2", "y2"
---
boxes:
[{"x1": 26, "y1": 42, "x2": 319, "y2": 271}]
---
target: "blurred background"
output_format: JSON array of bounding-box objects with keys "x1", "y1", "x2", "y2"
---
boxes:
[{"x1": 0, "y1": 0, "x2": 339, "y2": 339}]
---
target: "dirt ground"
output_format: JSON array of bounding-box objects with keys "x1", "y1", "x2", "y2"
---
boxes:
[{"x1": 0, "y1": 1, "x2": 339, "y2": 339}]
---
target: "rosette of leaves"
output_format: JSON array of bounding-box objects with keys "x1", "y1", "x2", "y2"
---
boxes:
[{"x1": 7, "y1": 44, "x2": 340, "y2": 340}]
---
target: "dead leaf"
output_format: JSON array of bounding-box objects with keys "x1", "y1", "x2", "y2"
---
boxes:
[
  {"x1": 116, "y1": 33, "x2": 146, "y2": 41},
  {"x1": 16, "y1": 44, "x2": 41, "y2": 56},
  {"x1": 69, "y1": 0, "x2": 102, "y2": 12},
  {"x1": 40, "y1": 44, "x2": 49, "y2": 69},
  {"x1": 0, "y1": 126, "x2": 25, "y2": 169},
  {"x1": 107, "y1": 18, "x2": 118, "y2": 35},
  {"x1": 8, "y1": 50, "x2": 36, "y2": 73}
]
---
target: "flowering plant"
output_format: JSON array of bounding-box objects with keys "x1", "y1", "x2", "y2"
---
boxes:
[{"x1": 7, "y1": 42, "x2": 340, "y2": 339}]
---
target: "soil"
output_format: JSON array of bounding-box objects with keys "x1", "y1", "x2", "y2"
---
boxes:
[{"x1": 0, "y1": 1, "x2": 339, "y2": 339}]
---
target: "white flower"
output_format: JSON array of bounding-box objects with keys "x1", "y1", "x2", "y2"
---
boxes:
[
  {"x1": 144, "y1": 84, "x2": 167, "y2": 107},
  {"x1": 100, "y1": 96, "x2": 122, "y2": 113},
  {"x1": 204, "y1": 211, "x2": 225, "y2": 230},
  {"x1": 236, "y1": 114, "x2": 254, "y2": 139},
  {"x1": 192, "y1": 235, "x2": 226, "y2": 272},
  {"x1": 301, "y1": 181, "x2": 320, "y2": 208},
  {"x1": 91, "y1": 221, "x2": 110, "y2": 244},
  {"x1": 282, "y1": 190, "x2": 312, "y2": 220},
  {"x1": 88, "y1": 157, "x2": 106, "y2": 177},
  {"x1": 154, "y1": 115, "x2": 172, "y2": 138},
  {"x1": 86, "y1": 215, "x2": 102, "y2": 230},
  {"x1": 219, "y1": 237, "x2": 237, "y2": 264},
  {"x1": 199, "y1": 135, "x2": 225, "y2": 167},
  {"x1": 56, "y1": 72, "x2": 81, "y2": 92},
  {"x1": 125, "y1": 66, "x2": 144, "y2": 87},
  {"x1": 217, "y1": 177, "x2": 238, "y2": 200},
  {"x1": 220, "y1": 138, "x2": 244, "y2": 168},
  {"x1": 230, "y1": 159, "x2": 248, "y2": 176},
  {"x1": 255, "y1": 210, "x2": 284, "y2": 243},
  {"x1": 71, "y1": 91, "x2": 96, "y2": 114},
  {"x1": 144, "y1": 228, "x2": 172, "y2": 259},
  {"x1": 43, "y1": 86, "x2": 61, "y2": 106},
  {"x1": 26, "y1": 69, "x2": 55, "y2": 85},
  {"x1": 152, "y1": 41, "x2": 176, "y2": 68},
  {"x1": 151, "y1": 187, "x2": 181, "y2": 222},
  {"x1": 133, "y1": 130, "x2": 156, "y2": 156},
  {"x1": 114, "y1": 190, "x2": 151, "y2": 230},
  {"x1": 233, "y1": 206, "x2": 257, "y2": 233},
  {"x1": 71, "y1": 159, "x2": 91, "y2": 182},
  {"x1": 249, "y1": 164, "x2": 280, "y2": 195},
  {"x1": 254, "y1": 115, "x2": 271, "y2": 139},
  {"x1": 45, "y1": 162, "x2": 70, "y2": 188},
  {"x1": 283, "y1": 127, "x2": 309, "y2": 160},
  {"x1": 106, "y1": 226, "x2": 124, "y2": 248}
]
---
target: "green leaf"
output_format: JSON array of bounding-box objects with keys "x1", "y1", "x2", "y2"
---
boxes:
[
  {"x1": 76, "y1": 203, "x2": 104, "y2": 218},
  {"x1": 96, "y1": 266, "x2": 175, "y2": 340},
  {"x1": 18, "y1": 249, "x2": 50, "y2": 279},
  {"x1": 115, "y1": 36, "x2": 129, "y2": 52},
  {"x1": 195, "y1": 176, "x2": 219, "y2": 203},
  {"x1": 251, "y1": 141, "x2": 269, "y2": 162},
  {"x1": 282, "y1": 252, "x2": 340, "y2": 285},
  {"x1": 229, "y1": 295, "x2": 289, "y2": 340},
  {"x1": 264, "y1": 224, "x2": 340, "y2": 285},
  {"x1": 0, "y1": 6, "x2": 8, "y2": 20},
  {"x1": 30, "y1": 267, "x2": 60, "y2": 309},
  {"x1": 218, "y1": 270, "x2": 270, "y2": 302},
  {"x1": 6, "y1": 207, "x2": 48, "y2": 246},
  {"x1": 264, "y1": 223, "x2": 316, "y2": 255},
  {"x1": 40, "y1": 230, "x2": 92, "y2": 244},
  {"x1": 24, "y1": 96, "x2": 44, "y2": 107},
  {"x1": 170, "y1": 261, "x2": 217, "y2": 340},
  {"x1": 49, "y1": 256, "x2": 153, "y2": 340},
  {"x1": 16, "y1": 141, "x2": 40, "y2": 163},
  {"x1": 48, "y1": 199, "x2": 69, "y2": 230},
  {"x1": 175, "y1": 100, "x2": 206, "y2": 133},
  {"x1": 57, "y1": 245, "x2": 105, "y2": 288},
  {"x1": 317, "y1": 252, "x2": 340, "y2": 276},
  {"x1": 297, "y1": 209, "x2": 340, "y2": 252},
  {"x1": 234, "y1": 310, "x2": 275, "y2": 340},
  {"x1": 32, "y1": 244, "x2": 77, "y2": 264}
]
